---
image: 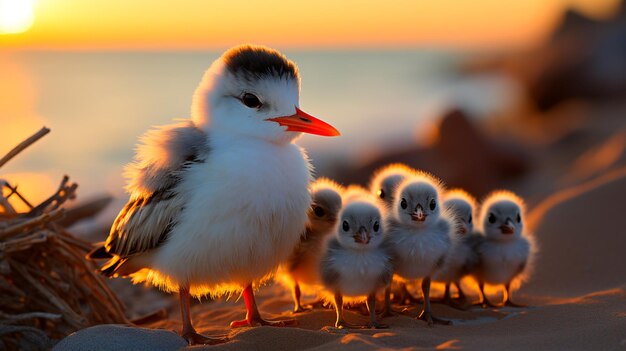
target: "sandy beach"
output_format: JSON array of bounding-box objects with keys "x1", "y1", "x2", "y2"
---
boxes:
[
  {"x1": 138, "y1": 163, "x2": 626, "y2": 350},
  {"x1": 56, "y1": 127, "x2": 626, "y2": 350}
]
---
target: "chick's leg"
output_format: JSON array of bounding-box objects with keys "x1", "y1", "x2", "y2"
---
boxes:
[
  {"x1": 417, "y1": 277, "x2": 451, "y2": 326},
  {"x1": 367, "y1": 293, "x2": 388, "y2": 329},
  {"x1": 292, "y1": 282, "x2": 311, "y2": 313},
  {"x1": 504, "y1": 282, "x2": 526, "y2": 307}
]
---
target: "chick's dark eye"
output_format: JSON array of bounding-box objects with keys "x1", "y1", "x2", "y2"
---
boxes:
[
  {"x1": 400, "y1": 198, "x2": 407, "y2": 209},
  {"x1": 429, "y1": 199, "x2": 436, "y2": 211},
  {"x1": 241, "y1": 93, "x2": 262, "y2": 108},
  {"x1": 313, "y1": 206, "x2": 325, "y2": 218},
  {"x1": 378, "y1": 189, "x2": 385, "y2": 199},
  {"x1": 342, "y1": 221, "x2": 350, "y2": 231},
  {"x1": 488, "y1": 213, "x2": 496, "y2": 224},
  {"x1": 516, "y1": 213, "x2": 521, "y2": 223},
  {"x1": 373, "y1": 221, "x2": 380, "y2": 232},
  {"x1": 468, "y1": 214, "x2": 472, "y2": 224}
]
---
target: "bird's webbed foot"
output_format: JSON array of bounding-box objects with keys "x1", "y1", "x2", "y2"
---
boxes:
[
  {"x1": 417, "y1": 309, "x2": 452, "y2": 327},
  {"x1": 367, "y1": 320, "x2": 389, "y2": 329},
  {"x1": 292, "y1": 304, "x2": 312, "y2": 314},
  {"x1": 335, "y1": 319, "x2": 362, "y2": 329},
  {"x1": 504, "y1": 299, "x2": 526, "y2": 308},
  {"x1": 230, "y1": 317, "x2": 297, "y2": 328},
  {"x1": 182, "y1": 331, "x2": 229, "y2": 345}
]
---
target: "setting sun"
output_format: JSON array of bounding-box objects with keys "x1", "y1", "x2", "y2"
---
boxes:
[
  {"x1": 0, "y1": 0, "x2": 34, "y2": 34},
  {"x1": 0, "y1": 0, "x2": 621, "y2": 50}
]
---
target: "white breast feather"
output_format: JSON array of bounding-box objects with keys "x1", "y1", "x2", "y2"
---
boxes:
[
  {"x1": 330, "y1": 249, "x2": 390, "y2": 297},
  {"x1": 390, "y1": 221, "x2": 453, "y2": 280},
  {"x1": 479, "y1": 237, "x2": 531, "y2": 284},
  {"x1": 135, "y1": 134, "x2": 312, "y2": 297}
]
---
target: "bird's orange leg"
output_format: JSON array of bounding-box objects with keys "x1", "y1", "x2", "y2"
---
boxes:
[
  {"x1": 179, "y1": 287, "x2": 229, "y2": 345},
  {"x1": 230, "y1": 284, "x2": 297, "y2": 328}
]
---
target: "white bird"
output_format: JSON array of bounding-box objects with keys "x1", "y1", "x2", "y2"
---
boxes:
[
  {"x1": 433, "y1": 189, "x2": 479, "y2": 307},
  {"x1": 283, "y1": 178, "x2": 343, "y2": 313},
  {"x1": 369, "y1": 163, "x2": 415, "y2": 208},
  {"x1": 87, "y1": 45, "x2": 340, "y2": 345},
  {"x1": 320, "y1": 195, "x2": 393, "y2": 329},
  {"x1": 386, "y1": 172, "x2": 454, "y2": 326},
  {"x1": 473, "y1": 191, "x2": 534, "y2": 308}
]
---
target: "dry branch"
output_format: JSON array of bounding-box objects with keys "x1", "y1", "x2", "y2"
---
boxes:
[
  {"x1": 0, "y1": 128, "x2": 127, "y2": 350},
  {"x1": 0, "y1": 127, "x2": 50, "y2": 169},
  {"x1": 2, "y1": 182, "x2": 34, "y2": 209},
  {"x1": 29, "y1": 176, "x2": 77, "y2": 217},
  {"x1": 0, "y1": 209, "x2": 64, "y2": 240}
]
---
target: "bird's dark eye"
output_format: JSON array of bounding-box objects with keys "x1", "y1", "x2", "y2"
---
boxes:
[
  {"x1": 429, "y1": 199, "x2": 436, "y2": 211},
  {"x1": 378, "y1": 189, "x2": 385, "y2": 199},
  {"x1": 342, "y1": 221, "x2": 350, "y2": 231},
  {"x1": 313, "y1": 206, "x2": 325, "y2": 218},
  {"x1": 373, "y1": 221, "x2": 380, "y2": 232},
  {"x1": 241, "y1": 93, "x2": 262, "y2": 108},
  {"x1": 488, "y1": 213, "x2": 496, "y2": 224},
  {"x1": 400, "y1": 198, "x2": 407, "y2": 209},
  {"x1": 468, "y1": 214, "x2": 472, "y2": 224},
  {"x1": 516, "y1": 213, "x2": 521, "y2": 223}
]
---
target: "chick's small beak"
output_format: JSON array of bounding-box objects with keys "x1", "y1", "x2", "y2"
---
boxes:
[
  {"x1": 353, "y1": 227, "x2": 370, "y2": 244},
  {"x1": 500, "y1": 219, "x2": 515, "y2": 234},
  {"x1": 411, "y1": 206, "x2": 426, "y2": 222},
  {"x1": 266, "y1": 107, "x2": 340, "y2": 137}
]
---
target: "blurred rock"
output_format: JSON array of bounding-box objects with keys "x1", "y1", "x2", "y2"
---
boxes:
[
  {"x1": 463, "y1": 2, "x2": 626, "y2": 112},
  {"x1": 53, "y1": 324, "x2": 186, "y2": 351},
  {"x1": 332, "y1": 109, "x2": 531, "y2": 198},
  {"x1": 528, "y1": 10, "x2": 626, "y2": 111}
]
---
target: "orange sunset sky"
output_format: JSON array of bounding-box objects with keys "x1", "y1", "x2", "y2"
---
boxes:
[{"x1": 0, "y1": 0, "x2": 621, "y2": 50}]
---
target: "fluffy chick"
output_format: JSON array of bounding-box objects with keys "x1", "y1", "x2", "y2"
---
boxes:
[
  {"x1": 433, "y1": 189, "x2": 479, "y2": 307},
  {"x1": 284, "y1": 178, "x2": 343, "y2": 313},
  {"x1": 474, "y1": 191, "x2": 534, "y2": 308},
  {"x1": 386, "y1": 172, "x2": 454, "y2": 326},
  {"x1": 320, "y1": 196, "x2": 393, "y2": 329},
  {"x1": 369, "y1": 163, "x2": 415, "y2": 208}
]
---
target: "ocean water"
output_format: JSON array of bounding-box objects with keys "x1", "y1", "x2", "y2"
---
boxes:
[{"x1": 0, "y1": 50, "x2": 516, "y2": 201}]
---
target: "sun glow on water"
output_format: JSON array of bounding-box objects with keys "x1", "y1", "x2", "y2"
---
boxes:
[{"x1": 0, "y1": 0, "x2": 34, "y2": 34}]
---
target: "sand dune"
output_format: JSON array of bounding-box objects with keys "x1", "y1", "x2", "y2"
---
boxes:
[{"x1": 525, "y1": 167, "x2": 626, "y2": 298}]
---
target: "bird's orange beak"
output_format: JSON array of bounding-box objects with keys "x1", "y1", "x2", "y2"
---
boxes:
[{"x1": 266, "y1": 107, "x2": 340, "y2": 137}]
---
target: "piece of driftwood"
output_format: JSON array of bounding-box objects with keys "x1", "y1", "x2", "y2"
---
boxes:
[
  {"x1": 0, "y1": 128, "x2": 128, "y2": 351},
  {"x1": 0, "y1": 127, "x2": 50, "y2": 169}
]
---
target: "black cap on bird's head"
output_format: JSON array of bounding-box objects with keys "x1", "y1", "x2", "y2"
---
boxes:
[{"x1": 222, "y1": 45, "x2": 299, "y2": 82}]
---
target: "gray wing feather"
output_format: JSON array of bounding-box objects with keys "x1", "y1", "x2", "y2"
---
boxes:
[
  {"x1": 320, "y1": 238, "x2": 342, "y2": 289},
  {"x1": 124, "y1": 120, "x2": 207, "y2": 194},
  {"x1": 286, "y1": 227, "x2": 314, "y2": 272},
  {"x1": 378, "y1": 241, "x2": 395, "y2": 286},
  {"x1": 463, "y1": 232, "x2": 485, "y2": 273},
  {"x1": 106, "y1": 121, "x2": 207, "y2": 258}
]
